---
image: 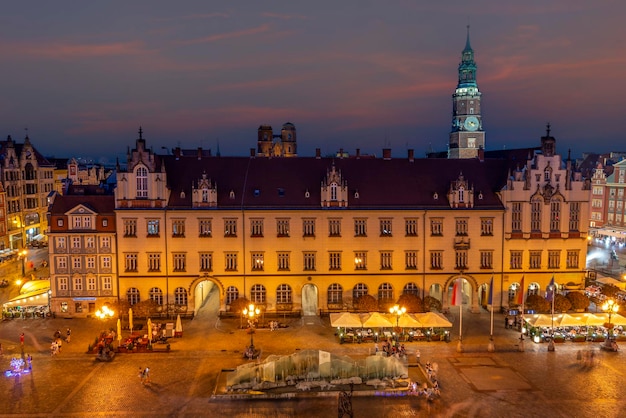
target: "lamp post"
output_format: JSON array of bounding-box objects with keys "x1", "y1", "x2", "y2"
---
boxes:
[
  {"x1": 389, "y1": 304, "x2": 406, "y2": 341},
  {"x1": 243, "y1": 303, "x2": 260, "y2": 351},
  {"x1": 602, "y1": 299, "x2": 619, "y2": 351},
  {"x1": 19, "y1": 249, "x2": 27, "y2": 277},
  {"x1": 95, "y1": 305, "x2": 115, "y2": 320}
]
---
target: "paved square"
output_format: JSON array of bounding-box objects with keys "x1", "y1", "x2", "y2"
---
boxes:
[{"x1": 459, "y1": 366, "x2": 533, "y2": 391}]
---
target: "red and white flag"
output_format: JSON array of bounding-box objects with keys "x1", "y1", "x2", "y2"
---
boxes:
[{"x1": 451, "y1": 278, "x2": 463, "y2": 306}]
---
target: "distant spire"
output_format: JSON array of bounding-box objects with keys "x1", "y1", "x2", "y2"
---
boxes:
[
  {"x1": 216, "y1": 139, "x2": 221, "y2": 157},
  {"x1": 464, "y1": 24, "x2": 472, "y2": 52},
  {"x1": 138, "y1": 126, "x2": 143, "y2": 140},
  {"x1": 546, "y1": 122, "x2": 551, "y2": 137}
]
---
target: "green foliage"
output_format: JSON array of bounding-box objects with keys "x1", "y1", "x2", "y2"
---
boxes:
[
  {"x1": 354, "y1": 294, "x2": 378, "y2": 312},
  {"x1": 525, "y1": 294, "x2": 551, "y2": 313},
  {"x1": 397, "y1": 293, "x2": 424, "y2": 313},
  {"x1": 602, "y1": 284, "x2": 620, "y2": 299},
  {"x1": 423, "y1": 296, "x2": 442, "y2": 312},
  {"x1": 554, "y1": 294, "x2": 572, "y2": 312},
  {"x1": 566, "y1": 291, "x2": 590, "y2": 310}
]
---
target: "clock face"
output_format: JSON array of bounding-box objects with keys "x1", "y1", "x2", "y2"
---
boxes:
[{"x1": 464, "y1": 116, "x2": 479, "y2": 131}]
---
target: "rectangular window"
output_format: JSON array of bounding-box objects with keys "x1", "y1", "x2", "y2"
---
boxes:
[
  {"x1": 455, "y1": 218, "x2": 468, "y2": 236},
  {"x1": 225, "y1": 253, "x2": 238, "y2": 271},
  {"x1": 277, "y1": 218, "x2": 290, "y2": 237},
  {"x1": 548, "y1": 250, "x2": 560, "y2": 269},
  {"x1": 430, "y1": 251, "x2": 443, "y2": 269},
  {"x1": 172, "y1": 219, "x2": 185, "y2": 237},
  {"x1": 251, "y1": 252, "x2": 264, "y2": 271},
  {"x1": 550, "y1": 200, "x2": 561, "y2": 232},
  {"x1": 71, "y1": 237, "x2": 81, "y2": 249},
  {"x1": 303, "y1": 252, "x2": 316, "y2": 271},
  {"x1": 199, "y1": 218, "x2": 212, "y2": 237},
  {"x1": 531, "y1": 200, "x2": 542, "y2": 232},
  {"x1": 329, "y1": 252, "x2": 342, "y2": 270},
  {"x1": 250, "y1": 219, "x2": 264, "y2": 237},
  {"x1": 148, "y1": 253, "x2": 161, "y2": 271},
  {"x1": 512, "y1": 203, "x2": 522, "y2": 232},
  {"x1": 405, "y1": 218, "x2": 418, "y2": 237},
  {"x1": 56, "y1": 237, "x2": 66, "y2": 249},
  {"x1": 455, "y1": 250, "x2": 468, "y2": 269},
  {"x1": 147, "y1": 219, "x2": 160, "y2": 237},
  {"x1": 200, "y1": 252, "x2": 213, "y2": 272},
  {"x1": 73, "y1": 217, "x2": 82, "y2": 229},
  {"x1": 57, "y1": 257, "x2": 67, "y2": 270},
  {"x1": 87, "y1": 277, "x2": 96, "y2": 291},
  {"x1": 125, "y1": 253, "x2": 138, "y2": 272},
  {"x1": 480, "y1": 251, "x2": 493, "y2": 269},
  {"x1": 510, "y1": 251, "x2": 522, "y2": 269},
  {"x1": 569, "y1": 202, "x2": 580, "y2": 231},
  {"x1": 380, "y1": 251, "x2": 392, "y2": 270},
  {"x1": 173, "y1": 253, "x2": 186, "y2": 272},
  {"x1": 101, "y1": 256, "x2": 111, "y2": 269},
  {"x1": 100, "y1": 236, "x2": 110, "y2": 249},
  {"x1": 480, "y1": 218, "x2": 493, "y2": 236},
  {"x1": 380, "y1": 219, "x2": 392, "y2": 237},
  {"x1": 405, "y1": 251, "x2": 418, "y2": 270},
  {"x1": 303, "y1": 218, "x2": 316, "y2": 237},
  {"x1": 224, "y1": 219, "x2": 237, "y2": 237},
  {"x1": 430, "y1": 218, "x2": 443, "y2": 236},
  {"x1": 102, "y1": 277, "x2": 112, "y2": 291},
  {"x1": 354, "y1": 219, "x2": 367, "y2": 237},
  {"x1": 73, "y1": 277, "x2": 83, "y2": 291},
  {"x1": 83, "y1": 217, "x2": 92, "y2": 229},
  {"x1": 277, "y1": 252, "x2": 290, "y2": 270},
  {"x1": 529, "y1": 251, "x2": 542, "y2": 269},
  {"x1": 567, "y1": 250, "x2": 579, "y2": 269},
  {"x1": 72, "y1": 257, "x2": 81, "y2": 269},
  {"x1": 86, "y1": 256, "x2": 96, "y2": 269},
  {"x1": 59, "y1": 277, "x2": 68, "y2": 291},
  {"x1": 329, "y1": 218, "x2": 341, "y2": 237},
  {"x1": 354, "y1": 251, "x2": 367, "y2": 270},
  {"x1": 124, "y1": 219, "x2": 137, "y2": 237},
  {"x1": 85, "y1": 236, "x2": 95, "y2": 249}
]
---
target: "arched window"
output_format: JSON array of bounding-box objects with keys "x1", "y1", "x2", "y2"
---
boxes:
[
  {"x1": 531, "y1": 198, "x2": 542, "y2": 232},
  {"x1": 328, "y1": 283, "x2": 343, "y2": 304},
  {"x1": 136, "y1": 166, "x2": 148, "y2": 198},
  {"x1": 330, "y1": 182, "x2": 338, "y2": 201},
  {"x1": 149, "y1": 287, "x2": 163, "y2": 305},
  {"x1": 251, "y1": 284, "x2": 266, "y2": 304},
  {"x1": 528, "y1": 283, "x2": 539, "y2": 297},
  {"x1": 226, "y1": 286, "x2": 239, "y2": 306},
  {"x1": 276, "y1": 284, "x2": 292, "y2": 304},
  {"x1": 403, "y1": 282, "x2": 420, "y2": 296},
  {"x1": 378, "y1": 283, "x2": 393, "y2": 302},
  {"x1": 458, "y1": 186, "x2": 465, "y2": 203},
  {"x1": 174, "y1": 287, "x2": 187, "y2": 306},
  {"x1": 550, "y1": 198, "x2": 561, "y2": 232},
  {"x1": 127, "y1": 287, "x2": 140, "y2": 306},
  {"x1": 353, "y1": 283, "x2": 368, "y2": 301}
]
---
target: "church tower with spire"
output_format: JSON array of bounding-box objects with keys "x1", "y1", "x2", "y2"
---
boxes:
[{"x1": 448, "y1": 26, "x2": 485, "y2": 159}]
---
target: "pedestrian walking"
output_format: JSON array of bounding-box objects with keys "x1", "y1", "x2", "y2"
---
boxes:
[
  {"x1": 20, "y1": 332, "x2": 25, "y2": 347},
  {"x1": 416, "y1": 349, "x2": 421, "y2": 364},
  {"x1": 26, "y1": 354, "x2": 32, "y2": 370},
  {"x1": 374, "y1": 342, "x2": 379, "y2": 353},
  {"x1": 66, "y1": 328, "x2": 71, "y2": 343}
]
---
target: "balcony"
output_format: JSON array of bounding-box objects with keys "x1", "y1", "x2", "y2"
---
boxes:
[{"x1": 453, "y1": 237, "x2": 470, "y2": 250}]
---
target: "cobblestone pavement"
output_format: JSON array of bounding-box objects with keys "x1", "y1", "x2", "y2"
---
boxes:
[{"x1": 1, "y1": 307, "x2": 626, "y2": 417}]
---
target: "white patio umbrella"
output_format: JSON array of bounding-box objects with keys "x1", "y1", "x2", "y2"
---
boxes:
[
  {"x1": 128, "y1": 308, "x2": 133, "y2": 334},
  {"x1": 116, "y1": 318, "x2": 122, "y2": 345},
  {"x1": 175, "y1": 314, "x2": 183, "y2": 334},
  {"x1": 330, "y1": 312, "x2": 362, "y2": 328},
  {"x1": 414, "y1": 312, "x2": 453, "y2": 328},
  {"x1": 360, "y1": 312, "x2": 393, "y2": 328},
  {"x1": 147, "y1": 318, "x2": 153, "y2": 343},
  {"x1": 555, "y1": 314, "x2": 585, "y2": 327},
  {"x1": 525, "y1": 314, "x2": 554, "y2": 327}
]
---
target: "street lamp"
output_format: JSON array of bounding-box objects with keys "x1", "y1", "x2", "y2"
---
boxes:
[
  {"x1": 602, "y1": 299, "x2": 619, "y2": 351},
  {"x1": 95, "y1": 305, "x2": 115, "y2": 319},
  {"x1": 389, "y1": 304, "x2": 406, "y2": 340},
  {"x1": 19, "y1": 249, "x2": 27, "y2": 277},
  {"x1": 243, "y1": 303, "x2": 260, "y2": 352}
]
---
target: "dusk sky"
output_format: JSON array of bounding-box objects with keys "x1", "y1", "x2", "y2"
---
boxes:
[{"x1": 1, "y1": 1, "x2": 625, "y2": 163}]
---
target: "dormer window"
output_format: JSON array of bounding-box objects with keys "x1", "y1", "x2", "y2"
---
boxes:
[
  {"x1": 202, "y1": 189, "x2": 209, "y2": 203},
  {"x1": 330, "y1": 183, "x2": 338, "y2": 201},
  {"x1": 458, "y1": 187, "x2": 465, "y2": 203},
  {"x1": 136, "y1": 166, "x2": 148, "y2": 198}
]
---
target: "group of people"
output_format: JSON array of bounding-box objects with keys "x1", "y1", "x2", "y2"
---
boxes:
[
  {"x1": 375, "y1": 340, "x2": 406, "y2": 357},
  {"x1": 138, "y1": 367, "x2": 151, "y2": 385},
  {"x1": 408, "y1": 361, "x2": 440, "y2": 399},
  {"x1": 50, "y1": 328, "x2": 71, "y2": 355}
]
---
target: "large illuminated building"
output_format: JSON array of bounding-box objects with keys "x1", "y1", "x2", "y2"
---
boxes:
[{"x1": 46, "y1": 32, "x2": 591, "y2": 318}]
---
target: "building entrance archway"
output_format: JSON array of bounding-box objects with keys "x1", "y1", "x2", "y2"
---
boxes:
[
  {"x1": 192, "y1": 279, "x2": 221, "y2": 319},
  {"x1": 301, "y1": 283, "x2": 318, "y2": 316}
]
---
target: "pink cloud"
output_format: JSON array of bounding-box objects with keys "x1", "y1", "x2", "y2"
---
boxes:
[
  {"x1": 0, "y1": 40, "x2": 150, "y2": 59},
  {"x1": 260, "y1": 12, "x2": 307, "y2": 20},
  {"x1": 172, "y1": 24, "x2": 272, "y2": 46}
]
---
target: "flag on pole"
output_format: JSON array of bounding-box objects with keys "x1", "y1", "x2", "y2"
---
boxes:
[
  {"x1": 488, "y1": 275, "x2": 494, "y2": 305},
  {"x1": 516, "y1": 276, "x2": 525, "y2": 305},
  {"x1": 546, "y1": 275, "x2": 555, "y2": 302},
  {"x1": 451, "y1": 278, "x2": 463, "y2": 306}
]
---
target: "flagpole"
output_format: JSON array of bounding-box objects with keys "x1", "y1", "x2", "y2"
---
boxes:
[
  {"x1": 488, "y1": 275, "x2": 495, "y2": 352},
  {"x1": 549, "y1": 276, "x2": 556, "y2": 352},
  {"x1": 519, "y1": 277, "x2": 525, "y2": 352}
]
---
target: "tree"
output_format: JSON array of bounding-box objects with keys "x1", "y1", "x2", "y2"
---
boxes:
[
  {"x1": 525, "y1": 294, "x2": 551, "y2": 313},
  {"x1": 602, "y1": 284, "x2": 620, "y2": 299},
  {"x1": 566, "y1": 291, "x2": 590, "y2": 311},
  {"x1": 423, "y1": 296, "x2": 442, "y2": 312},
  {"x1": 229, "y1": 297, "x2": 251, "y2": 314},
  {"x1": 355, "y1": 295, "x2": 378, "y2": 312},
  {"x1": 396, "y1": 293, "x2": 424, "y2": 313},
  {"x1": 553, "y1": 294, "x2": 572, "y2": 312}
]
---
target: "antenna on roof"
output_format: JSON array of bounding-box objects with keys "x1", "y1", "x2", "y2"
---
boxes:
[{"x1": 216, "y1": 139, "x2": 221, "y2": 157}]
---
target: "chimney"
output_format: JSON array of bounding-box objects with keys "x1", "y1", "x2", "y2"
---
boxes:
[
  {"x1": 382, "y1": 148, "x2": 391, "y2": 160},
  {"x1": 477, "y1": 147, "x2": 484, "y2": 162},
  {"x1": 339, "y1": 148, "x2": 344, "y2": 159},
  {"x1": 174, "y1": 147, "x2": 181, "y2": 159},
  {"x1": 315, "y1": 148, "x2": 321, "y2": 159},
  {"x1": 356, "y1": 148, "x2": 361, "y2": 159},
  {"x1": 250, "y1": 148, "x2": 256, "y2": 157},
  {"x1": 197, "y1": 147, "x2": 202, "y2": 160},
  {"x1": 408, "y1": 149, "x2": 414, "y2": 162}
]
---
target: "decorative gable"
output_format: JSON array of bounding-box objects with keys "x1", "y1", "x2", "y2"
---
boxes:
[
  {"x1": 192, "y1": 172, "x2": 217, "y2": 207},
  {"x1": 321, "y1": 163, "x2": 348, "y2": 208},
  {"x1": 447, "y1": 172, "x2": 474, "y2": 208}
]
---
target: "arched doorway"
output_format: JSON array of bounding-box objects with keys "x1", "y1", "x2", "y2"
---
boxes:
[
  {"x1": 193, "y1": 279, "x2": 221, "y2": 319},
  {"x1": 301, "y1": 283, "x2": 318, "y2": 316}
]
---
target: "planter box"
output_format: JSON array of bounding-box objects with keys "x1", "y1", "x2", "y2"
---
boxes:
[{"x1": 553, "y1": 338, "x2": 566, "y2": 344}]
